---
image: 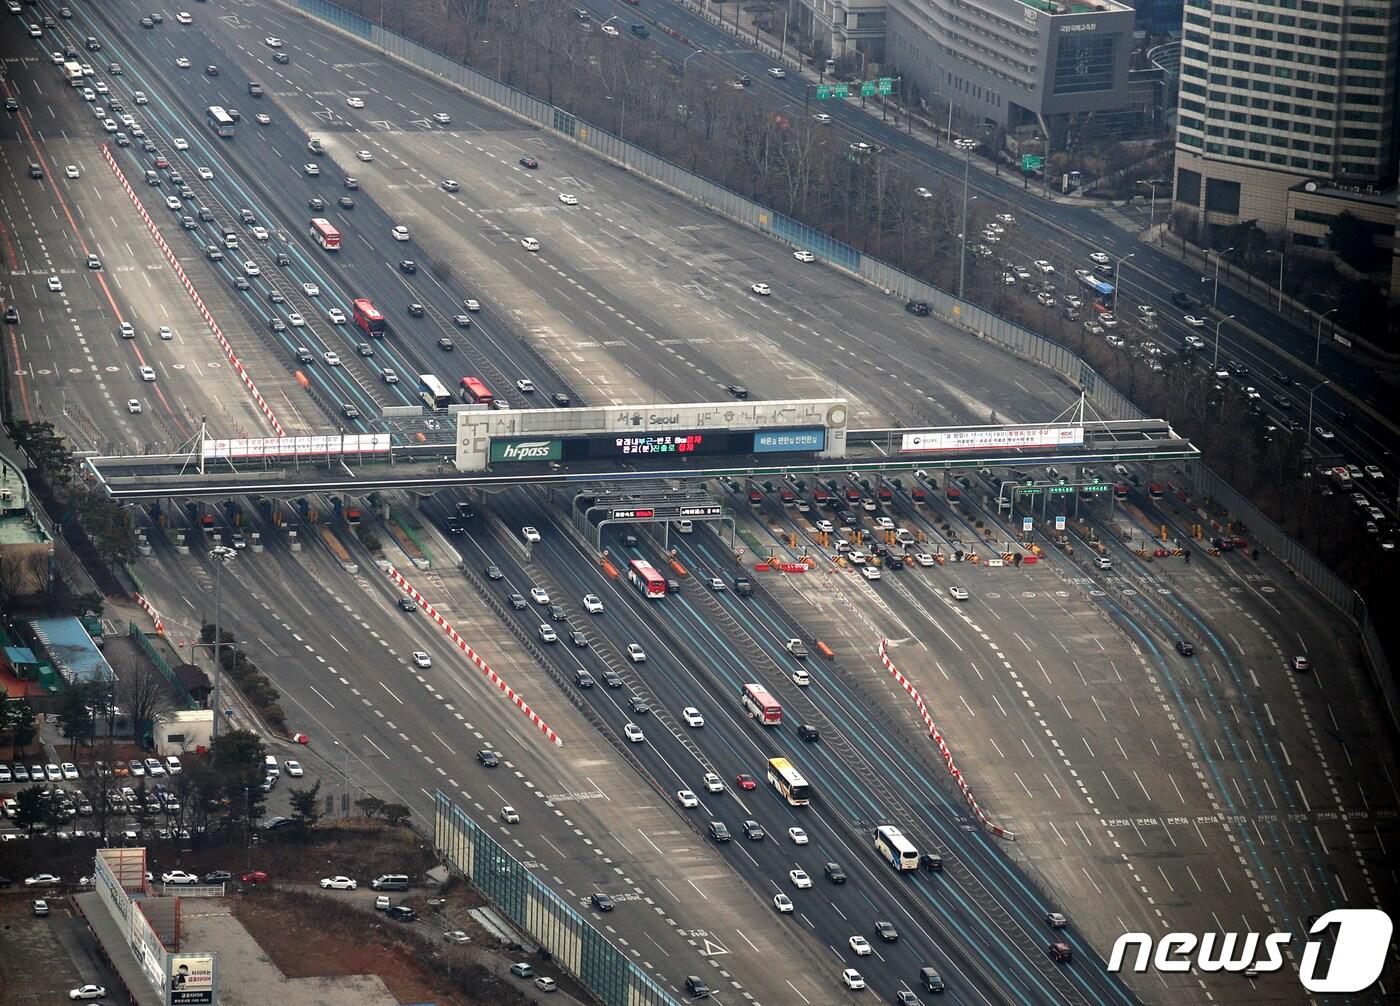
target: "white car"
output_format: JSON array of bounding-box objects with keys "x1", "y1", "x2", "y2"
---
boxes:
[
  {"x1": 320, "y1": 876, "x2": 357, "y2": 890},
  {"x1": 538, "y1": 624, "x2": 558, "y2": 643},
  {"x1": 175, "y1": 57, "x2": 191, "y2": 69},
  {"x1": 849, "y1": 935, "x2": 872, "y2": 956},
  {"x1": 302, "y1": 283, "x2": 321, "y2": 297},
  {"x1": 265, "y1": 36, "x2": 284, "y2": 47},
  {"x1": 682, "y1": 707, "x2": 704, "y2": 727},
  {"x1": 530, "y1": 586, "x2": 550, "y2": 604},
  {"x1": 788, "y1": 827, "x2": 809, "y2": 845},
  {"x1": 555, "y1": 192, "x2": 579, "y2": 206},
  {"x1": 914, "y1": 186, "x2": 933, "y2": 199},
  {"x1": 501, "y1": 805, "x2": 520, "y2": 824},
  {"x1": 812, "y1": 112, "x2": 832, "y2": 124},
  {"x1": 677, "y1": 789, "x2": 699, "y2": 808},
  {"x1": 601, "y1": 23, "x2": 619, "y2": 34},
  {"x1": 914, "y1": 552, "x2": 935, "y2": 567},
  {"x1": 463, "y1": 298, "x2": 481, "y2": 311},
  {"x1": 521, "y1": 237, "x2": 540, "y2": 251},
  {"x1": 164, "y1": 195, "x2": 183, "y2": 212},
  {"x1": 1365, "y1": 465, "x2": 1384, "y2": 479},
  {"x1": 949, "y1": 585, "x2": 969, "y2": 600},
  {"x1": 432, "y1": 112, "x2": 451, "y2": 124},
  {"x1": 328, "y1": 308, "x2": 346, "y2": 324},
  {"x1": 443, "y1": 179, "x2": 461, "y2": 192},
  {"x1": 623, "y1": 722, "x2": 645, "y2": 743},
  {"x1": 702, "y1": 773, "x2": 724, "y2": 793},
  {"x1": 304, "y1": 163, "x2": 320, "y2": 176},
  {"x1": 139, "y1": 365, "x2": 157, "y2": 382},
  {"x1": 197, "y1": 166, "x2": 213, "y2": 180},
  {"x1": 288, "y1": 312, "x2": 305, "y2": 327},
  {"x1": 861, "y1": 565, "x2": 881, "y2": 581},
  {"x1": 162, "y1": 870, "x2": 199, "y2": 885},
  {"x1": 252, "y1": 226, "x2": 270, "y2": 242},
  {"x1": 412, "y1": 651, "x2": 432, "y2": 668},
  {"x1": 789, "y1": 868, "x2": 812, "y2": 889},
  {"x1": 996, "y1": 212, "x2": 1015, "y2": 224},
  {"x1": 25, "y1": 874, "x2": 61, "y2": 886},
  {"x1": 176, "y1": 11, "x2": 192, "y2": 23},
  {"x1": 127, "y1": 399, "x2": 142, "y2": 414},
  {"x1": 322, "y1": 350, "x2": 340, "y2": 365},
  {"x1": 841, "y1": 969, "x2": 865, "y2": 990},
  {"x1": 243, "y1": 260, "x2": 261, "y2": 276},
  {"x1": 626, "y1": 643, "x2": 646, "y2": 663},
  {"x1": 1034, "y1": 259, "x2": 1055, "y2": 274},
  {"x1": 255, "y1": 113, "x2": 271, "y2": 125},
  {"x1": 173, "y1": 137, "x2": 188, "y2": 150},
  {"x1": 751, "y1": 282, "x2": 771, "y2": 296},
  {"x1": 516, "y1": 379, "x2": 536, "y2": 393},
  {"x1": 1089, "y1": 251, "x2": 1111, "y2": 265},
  {"x1": 774, "y1": 893, "x2": 794, "y2": 913},
  {"x1": 582, "y1": 594, "x2": 604, "y2": 614},
  {"x1": 793, "y1": 249, "x2": 815, "y2": 262},
  {"x1": 392, "y1": 225, "x2": 410, "y2": 241},
  {"x1": 767, "y1": 66, "x2": 787, "y2": 78},
  {"x1": 69, "y1": 986, "x2": 107, "y2": 1001},
  {"x1": 65, "y1": 164, "x2": 80, "y2": 179},
  {"x1": 347, "y1": 96, "x2": 365, "y2": 108},
  {"x1": 1185, "y1": 334, "x2": 1206, "y2": 349},
  {"x1": 355, "y1": 149, "x2": 373, "y2": 162},
  {"x1": 60, "y1": 762, "x2": 79, "y2": 780},
  {"x1": 134, "y1": 91, "x2": 149, "y2": 104},
  {"x1": 47, "y1": 276, "x2": 63, "y2": 292},
  {"x1": 1183, "y1": 314, "x2": 1207, "y2": 327}
]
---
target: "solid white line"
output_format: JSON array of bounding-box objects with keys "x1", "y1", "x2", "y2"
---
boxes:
[
  {"x1": 379, "y1": 681, "x2": 403, "y2": 704},
  {"x1": 307, "y1": 684, "x2": 334, "y2": 708},
  {"x1": 362, "y1": 734, "x2": 390, "y2": 759}
]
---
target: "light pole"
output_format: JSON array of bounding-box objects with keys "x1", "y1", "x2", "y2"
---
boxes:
[
  {"x1": 1135, "y1": 179, "x2": 1157, "y2": 232},
  {"x1": 1111, "y1": 252, "x2": 1134, "y2": 313},
  {"x1": 1306, "y1": 379, "x2": 1330, "y2": 446},
  {"x1": 1265, "y1": 247, "x2": 1286, "y2": 311},
  {"x1": 209, "y1": 544, "x2": 237, "y2": 741},
  {"x1": 333, "y1": 739, "x2": 351, "y2": 815},
  {"x1": 1316, "y1": 307, "x2": 1339, "y2": 366},
  {"x1": 1209, "y1": 246, "x2": 1234, "y2": 308},
  {"x1": 1212, "y1": 314, "x2": 1235, "y2": 367},
  {"x1": 955, "y1": 138, "x2": 977, "y2": 299},
  {"x1": 682, "y1": 48, "x2": 703, "y2": 72}
]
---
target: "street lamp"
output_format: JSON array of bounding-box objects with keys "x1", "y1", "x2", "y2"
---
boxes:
[
  {"x1": 682, "y1": 48, "x2": 703, "y2": 72},
  {"x1": 1135, "y1": 179, "x2": 1158, "y2": 232},
  {"x1": 1306, "y1": 379, "x2": 1330, "y2": 446},
  {"x1": 209, "y1": 544, "x2": 237, "y2": 741},
  {"x1": 1212, "y1": 314, "x2": 1235, "y2": 367},
  {"x1": 1112, "y1": 252, "x2": 1134, "y2": 313},
  {"x1": 1265, "y1": 247, "x2": 1286, "y2": 311},
  {"x1": 1208, "y1": 246, "x2": 1235, "y2": 308},
  {"x1": 1316, "y1": 307, "x2": 1339, "y2": 366},
  {"x1": 955, "y1": 138, "x2": 978, "y2": 299}
]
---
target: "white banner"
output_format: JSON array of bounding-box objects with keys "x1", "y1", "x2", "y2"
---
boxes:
[
  {"x1": 203, "y1": 435, "x2": 392, "y2": 459},
  {"x1": 900, "y1": 426, "x2": 1085, "y2": 453}
]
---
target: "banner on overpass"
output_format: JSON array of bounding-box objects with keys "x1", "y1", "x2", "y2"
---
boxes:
[
  {"x1": 203, "y1": 435, "x2": 391, "y2": 459},
  {"x1": 753, "y1": 428, "x2": 825, "y2": 453},
  {"x1": 490, "y1": 438, "x2": 564, "y2": 463},
  {"x1": 900, "y1": 426, "x2": 1084, "y2": 453}
]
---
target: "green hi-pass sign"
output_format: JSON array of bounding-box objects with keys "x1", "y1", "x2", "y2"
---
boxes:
[{"x1": 490, "y1": 438, "x2": 564, "y2": 463}]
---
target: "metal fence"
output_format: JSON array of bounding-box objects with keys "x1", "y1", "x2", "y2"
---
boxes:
[
  {"x1": 127, "y1": 621, "x2": 198, "y2": 710},
  {"x1": 434, "y1": 791, "x2": 682, "y2": 1006},
  {"x1": 286, "y1": 0, "x2": 1392, "y2": 731}
]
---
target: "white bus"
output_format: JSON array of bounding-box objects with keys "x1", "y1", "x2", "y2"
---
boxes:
[
  {"x1": 874, "y1": 826, "x2": 919, "y2": 871},
  {"x1": 207, "y1": 105, "x2": 235, "y2": 137},
  {"x1": 417, "y1": 373, "x2": 453, "y2": 410}
]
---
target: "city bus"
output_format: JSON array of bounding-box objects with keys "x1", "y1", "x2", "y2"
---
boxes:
[
  {"x1": 206, "y1": 105, "x2": 235, "y2": 137},
  {"x1": 310, "y1": 218, "x2": 341, "y2": 251},
  {"x1": 1076, "y1": 272, "x2": 1115, "y2": 313},
  {"x1": 352, "y1": 298, "x2": 386, "y2": 337},
  {"x1": 874, "y1": 826, "x2": 920, "y2": 871},
  {"x1": 417, "y1": 374, "x2": 453, "y2": 410},
  {"x1": 766, "y1": 757, "x2": 810, "y2": 805},
  {"x1": 627, "y1": 559, "x2": 666, "y2": 599},
  {"x1": 741, "y1": 683, "x2": 782, "y2": 726},
  {"x1": 459, "y1": 376, "x2": 494, "y2": 407}
]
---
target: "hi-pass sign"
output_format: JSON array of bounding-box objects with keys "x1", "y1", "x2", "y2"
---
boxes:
[{"x1": 900, "y1": 426, "x2": 1084, "y2": 453}]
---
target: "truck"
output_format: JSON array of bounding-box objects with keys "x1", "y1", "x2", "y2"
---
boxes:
[
  {"x1": 64, "y1": 61, "x2": 85, "y2": 85},
  {"x1": 785, "y1": 638, "x2": 809, "y2": 658}
]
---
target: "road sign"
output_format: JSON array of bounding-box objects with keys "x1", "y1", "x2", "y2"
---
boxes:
[
  {"x1": 1021, "y1": 154, "x2": 1043, "y2": 172},
  {"x1": 1022, "y1": 517, "x2": 1033, "y2": 532},
  {"x1": 878, "y1": 77, "x2": 893, "y2": 94},
  {"x1": 1055, "y1": 515, "x2": 1066, "y2": 531}
]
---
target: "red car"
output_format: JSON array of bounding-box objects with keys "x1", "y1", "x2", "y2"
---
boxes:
[
  {"x1": 153, "y1": 156, "x2": 169, "y2": 169},
  {"x1": 736, "y1": 773, "x2": 757, "y2": 791},
  {"x1": 240, "y1": 870, "x2": 268, "y2": 884}
]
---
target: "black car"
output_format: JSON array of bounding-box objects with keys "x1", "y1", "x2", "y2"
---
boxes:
[
  {"x1": 436, "y1": 337, "x2": 455, "y2": 351},
  {"x1": 338, "y1": 196, "x2": 355, "y2": 209},
  {"x1": 340, "y1": 403, "x2": 360, "y2": 419},
  {"x1": 407, "y1": 303, "x2": 425, "y2": 317},
  {"x1": 603, "y1": 670, "x2": 623, "y2": 688},
  {"x1": 399, "y1": 259, "x2": 417, "y2": 274},
  {"x1": 445, "y1": 517, "x2": 465, "y2": 534},
  {"x1": 905, "y1": 300, "x2": 930, "y2": 316},
  {"x1": 485, "y1": 564, "x2": 504, "y2": 579},
  {"x1": 519, "y1": 156, "x2": 539, "y2": 169},
  {"x1": 476, "y1": 749, "x2": 500, "y2": 767},
  {"x1": 569, "y1": 630, "x2": 588, "y2": 648},
  {"x1": 453, "y1": 314, "x2": 473, "y2": 328},
  {"x1": 269, "y1": 290, "x2": 286, "y2": 304},
  {"x1": 797, "y1": 723, "x2": 820, "y2": 742},
  {"x1": 5, "y1": 306, "x2": 19, "y2": 324},
  {"x1": 550, "y1": 392, "x2": 571, "y2": 407},
  {"x1": 1170, "y1": 290, "x2": 1194, "y2": 309},
  {"x1": 205, "y1": 65, "x2": 219, "y2": 76},
  {"x1": 248, "y1": 82, "x2": 264, "y2": 96},
  {"x1": 456, "y1": 503, "x2": 475, "y2": 519},
  {"x1": 4, "y1": 98, "x2": 17, "y2": 112},
  {"x1": 1175, "y1": 639, "x2": 1195, "y2": 657},
  {"x1": 824, "y1": 862, "x2": 847, "y2": 883},
  {"x1": 742, "y1": 820, "x2": 765, "y2": 841},
  {"x1": 875, "y1": 920, "x2": 899, "y2": 941},
  {"x1": 548, "y1": 603, "x2": 566, "y2": 622},
  {"x1": 509, "y1": 593, "x2": 527, "y2": 609},
  {"x1": 591, "y1": 892, "x2": 614, "y2": 911},
  {"x1": 344, "y1": 177, "x2": 359, "y2": 190},
  {"x1": 628, "y1": 696, "x2": 650, "y2": 715},
  {"x1": 386, "y1": 905, "x2": 416, "y2": 921},
  {"x1": 202, "y1": 871, "x2": 232, "y2": 884},
  {"x1": 726, "y1": 384, "x2": 748, "y2": 399},
  {"x1": 398, "y1": 596, "x2": 417, "y2": 612},
  {"x1": 309, "y1": 197, "x2": 326, "y2": 211}
]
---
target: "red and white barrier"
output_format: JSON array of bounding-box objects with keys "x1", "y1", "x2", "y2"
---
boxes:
[
  {"x1": 386, "y1": 565, "x2": 562, "y2": 747},
  {"x1": 99, "y1": 145, "x2": 284, "y2": 436},
  {"x1": 134, "y1": 592, "x2": 166, "y2": 636},
  {"x1": 878, "y1": 639, "x2": 1014, "y2": 841}
]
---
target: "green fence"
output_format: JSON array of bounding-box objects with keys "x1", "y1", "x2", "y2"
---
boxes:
[{"x1": 128, "y1": 622, "x2": 198, "y2": 710}]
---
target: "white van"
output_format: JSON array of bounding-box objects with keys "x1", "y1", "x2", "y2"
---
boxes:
[
  {"x1": 675, "y1": 519, "x2": 693, "y2": 534},
  {"x1": 1094, "y1": 556, "x2": 1113, "y2": 570},
  {"x1": 791, "y1": 667, "x2": 811, "y2": 687},
  {"x1": 264, "y1": 755, "x2": 280, "y2": 776}
]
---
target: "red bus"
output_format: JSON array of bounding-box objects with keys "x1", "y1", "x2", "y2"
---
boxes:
[
  {"x1": 459, "y1": 376, "x2": 494, "y2": 407},
  {"x1": 310, "y1": 217, "x2": 341, "y2": 251},
  {"x1": 627, "y1": 559, "x2": 666, "y2": 599},
  {"x1": 741, "y1": 683, "x2": 782, "y2": 726},
  {"x1": 352, "y1": 298, "x2": 386, "y2": 337}
]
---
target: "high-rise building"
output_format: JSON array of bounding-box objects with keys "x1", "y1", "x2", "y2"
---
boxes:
[
  {"x1": 883, "y1": 0, "x2": 1140, "y2": 143},
  {"x1": 1173, "y1": 0, "x2": 1400, "y2": 238}
]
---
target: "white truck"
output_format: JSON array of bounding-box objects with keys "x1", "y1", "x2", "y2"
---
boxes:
[
  {"x1": 785, "y1": 638, "x2": 809, "y2": 658},
  {"x1": 63, "y1": 61, "x2": 85, "y2": 85}
]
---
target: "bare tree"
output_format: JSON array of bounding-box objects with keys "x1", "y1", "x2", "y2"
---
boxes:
[
  {"x1": 0, "y1": 551, "x2": 28, "y2": 610},
  {"x1": 119, "y1": 662, "x2": 175, "y2": 746}
]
